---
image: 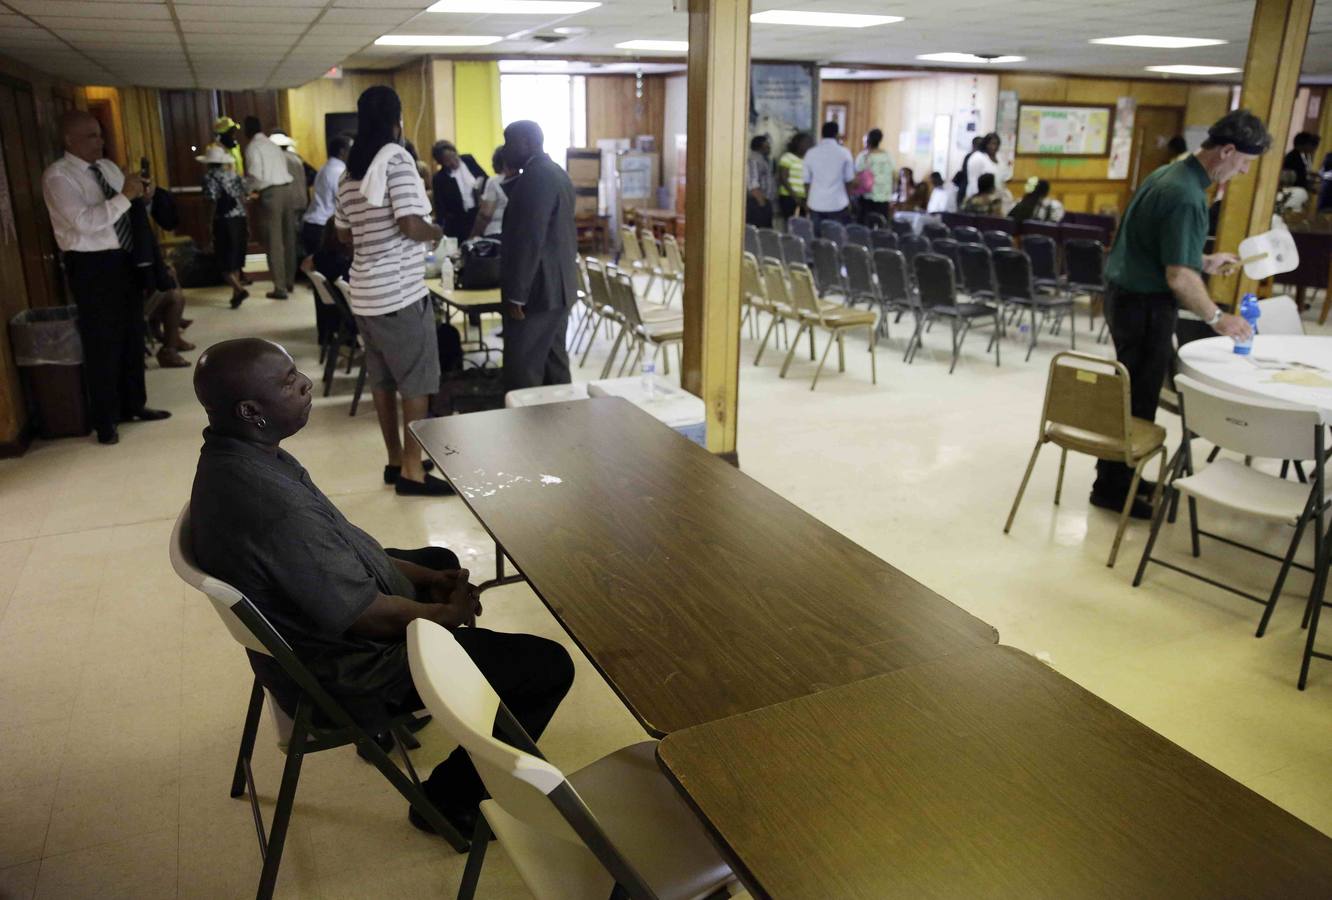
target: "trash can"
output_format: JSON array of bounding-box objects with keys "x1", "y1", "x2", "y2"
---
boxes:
[{"x1": 10, "y1": 306, "x2": 89, "y2": 439}]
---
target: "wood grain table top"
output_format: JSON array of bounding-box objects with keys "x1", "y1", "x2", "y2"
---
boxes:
[
  {"x1": 428, "y1": 282, "x2": 503, "y2": 308},
  {"x1": 657, "y1": 645, "x2": 1332, "y2": 899},
  {"x1": 411, "y1": 398, "x2": 997, "y2": 735}
]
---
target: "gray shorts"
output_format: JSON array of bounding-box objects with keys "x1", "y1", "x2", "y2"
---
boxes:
[{"x1": 355, "y1": 297, "x2": 440, "y2": 398}]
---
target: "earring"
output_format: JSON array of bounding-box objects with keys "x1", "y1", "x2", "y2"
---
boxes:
[{"x1": 255, "y1": 416, "x2": 267, "y2": 429}]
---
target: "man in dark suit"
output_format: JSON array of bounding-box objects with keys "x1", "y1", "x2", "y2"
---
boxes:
[{"x1": 499, "y1": 120, "x2": 578, "y2": 392}]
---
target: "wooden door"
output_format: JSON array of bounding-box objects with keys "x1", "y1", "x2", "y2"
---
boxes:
[
  {"x1": 0, "y1": 76, "x2": 68, "y2": 448},
  {"x1": 1129, "y1": 106, "x2": 1185, "y2": 191},
  {"x1": 219, "y1": 90, "x2": 283, "y2": 139},
  {"x1": 0, "y1": 76, "x2": 62, "y2": 311},
  {"x1": 160, "y1": 89, "x2": 216, "y2": 188}
]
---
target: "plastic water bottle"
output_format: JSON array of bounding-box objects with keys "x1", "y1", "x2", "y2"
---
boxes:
[
  {"x1": 1233, "y1": 293, "x2": 1261, "y2": 355},
  {"x1": 641, "y1": 361, "x2": 656, "y2": 398}
]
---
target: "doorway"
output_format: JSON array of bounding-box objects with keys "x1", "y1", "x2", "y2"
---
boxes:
[{"x1": 1129, "y1": 106, "x2": 1185, "y2": 191}]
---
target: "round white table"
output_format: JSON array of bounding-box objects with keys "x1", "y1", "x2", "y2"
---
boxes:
[{"x1": 1177, "y1": 335, "x2": 1332, "y2": 423}]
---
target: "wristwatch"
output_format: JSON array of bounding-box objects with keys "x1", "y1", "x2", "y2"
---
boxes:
[{"x1": 1205, "y1": 307, "x2": 1224, "y2": 326}]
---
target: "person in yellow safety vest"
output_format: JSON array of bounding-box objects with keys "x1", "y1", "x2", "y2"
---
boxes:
[{"x1": 214, "y1": 116, "x2": 244, "y2": 176}]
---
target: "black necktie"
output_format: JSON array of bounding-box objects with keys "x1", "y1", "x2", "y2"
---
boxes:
[{"x1": 89, "y1": 163, "x2": 133, "y2": 253}]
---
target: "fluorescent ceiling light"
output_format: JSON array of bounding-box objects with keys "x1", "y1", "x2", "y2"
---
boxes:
[
  {"x1": 1090, "y1": 35, "x2": 1227, "y2": 49},
  {"x1": 616, "y1": 39, "x2": 688, "y2": 52},
  {"x1": 750, "y1": 10, "x2": 903, "y2": 28},
  {"x1": 375, "y1": 34, "x2": 502, "y2": 46},
  {"x1": 427, "y1": 0, "x2": 599, "y2": 13},
  {"x1": 1146, "y1": 64, "x2": 1241, "y2": 75},
  {"x1": 917, "y1": 52, "x2": 1025, "y2": 64}
]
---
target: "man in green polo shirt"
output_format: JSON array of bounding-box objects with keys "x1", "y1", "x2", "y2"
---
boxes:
[{"x1": 1093, "y1": 109, "x2": 1267, "y2": 516}]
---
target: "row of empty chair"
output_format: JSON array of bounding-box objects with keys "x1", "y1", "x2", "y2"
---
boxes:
[{"x1": 619, "y1": 226, "x2": 685, "y2": 305}]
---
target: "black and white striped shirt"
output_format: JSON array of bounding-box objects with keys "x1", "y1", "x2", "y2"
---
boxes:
[{"x1": 334, "y1": 155, "x2": 431, "y2": 317}]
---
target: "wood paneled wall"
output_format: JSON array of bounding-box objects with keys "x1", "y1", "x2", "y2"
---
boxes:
[
  {"x1": 586, "y1": 74, "x2": 667, "y2": 153},
  {"x1": 999, "y1": 74, "x2": 1233, "y2": 214},
  {"x1": 819, "y1": 80, "x2": 875, "y2": 147}
]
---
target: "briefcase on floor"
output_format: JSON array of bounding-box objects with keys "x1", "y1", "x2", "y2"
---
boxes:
[{"x1": 431, "y1": 366, "x2": 506, "y2": 416}]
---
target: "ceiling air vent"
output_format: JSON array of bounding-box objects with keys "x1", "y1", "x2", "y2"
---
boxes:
[{"x1": 531, "y1": 33, "x2": 570, "y2": 43}]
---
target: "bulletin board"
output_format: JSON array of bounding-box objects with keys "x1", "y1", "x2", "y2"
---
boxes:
[{"x1": 1016, "y1": 104, "x2": 1114, "y2": 157}]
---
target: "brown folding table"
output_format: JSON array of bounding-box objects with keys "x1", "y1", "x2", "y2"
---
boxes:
[
  {"x1": 411, "y1": 398, "x2": 997, "y2": 736},
  {"x1": 657, "y1": 645, "x2": 1332, "y2": 899}
]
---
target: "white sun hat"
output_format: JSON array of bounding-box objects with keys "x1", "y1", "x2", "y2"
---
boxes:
[{"x1": 196, "y1": 144, "x2": 232, "y2": 165}]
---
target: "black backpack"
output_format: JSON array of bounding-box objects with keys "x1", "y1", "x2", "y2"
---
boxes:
[{"x1": 458, "y1": 237, "x2": 502, "y2": 290}]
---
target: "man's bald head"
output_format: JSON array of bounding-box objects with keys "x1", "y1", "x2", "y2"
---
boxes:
[
  {"x1": 61, "y1": 110, "x2": 104, "y2": 163},
  {"x1": 195, "y1": 339, "x2": 313, "y2": 442},
  {"x1": 503, "y1": 120, "x2": 544, "y2": 168}
]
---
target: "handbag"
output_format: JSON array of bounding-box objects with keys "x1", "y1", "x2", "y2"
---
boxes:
[
  {"x1": 850, "y1": 167, "x2": 875, "y2": 198},
  {"x1": 458, "y1": 237, "x2": 502, "y2": 290}
]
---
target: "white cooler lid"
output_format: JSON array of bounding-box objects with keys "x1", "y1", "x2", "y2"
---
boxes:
[
  {"x1": 587, "y1": 375, "x2": 705, "y2": 428},
  {"x1": 504, "y1": 383, "x2": 589, "y2": 408}
]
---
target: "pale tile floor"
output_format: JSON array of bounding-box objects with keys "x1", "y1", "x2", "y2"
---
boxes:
[{"x1": 1, "y1": 275, "x2": 1329, "y2": 899}]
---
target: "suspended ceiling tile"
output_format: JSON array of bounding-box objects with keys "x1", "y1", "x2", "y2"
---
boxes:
[{"x1": 175, "y1": 5, "x2": 320, "y2": 23}]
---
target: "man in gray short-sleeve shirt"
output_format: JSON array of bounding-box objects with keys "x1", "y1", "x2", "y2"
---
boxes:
[{"x1": 189, "y1": 338, "x2": 573, "y2": 834}]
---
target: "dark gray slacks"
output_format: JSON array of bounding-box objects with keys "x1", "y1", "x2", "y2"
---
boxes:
[{"x1": 502, "y1": 305, "x2": 573, "y2": 393}]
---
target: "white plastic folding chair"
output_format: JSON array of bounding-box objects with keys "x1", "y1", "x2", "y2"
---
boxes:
[
  {"x1": 168, "y1": 506, "x2": 469, "y2": 899},
  {"x1": 1257, "y1": 296, "x2": 1304, "y2": 335},
  {"x1": 1132, "y1": 376, "x2": 1331, "y2": 689},
  {"x1": 407, "y1": 619, "x2": 741, "y2": 900}
]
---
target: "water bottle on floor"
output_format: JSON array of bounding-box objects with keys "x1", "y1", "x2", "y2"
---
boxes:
[
  {"x1": 642, "y1": 361, "x2": 656, "y2": 398},
  {"x1": 1233, "y1": 293, "x2": 1260, "y2": 356}
]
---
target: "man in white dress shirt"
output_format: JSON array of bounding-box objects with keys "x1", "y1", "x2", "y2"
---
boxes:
[
  {"x1": 302, "y1": 135, "x2": 350, "y2": 255},
  {"x1": 801, "y1": 121, "x2": 855, "y2": 230},
  {"x1": 41, "y1": 110, "x2": 170, "y2": 445},
  {"x1": 243, "y1": 116, "x2": 295, "y2": 300}
]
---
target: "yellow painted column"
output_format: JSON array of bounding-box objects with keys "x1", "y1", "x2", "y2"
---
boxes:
[
  {"x1": 681, "y1": 0, "x2": 750, "y2": 462},
  {"x1": 1210, "y1": 0, "x2": 1315, "y2": 306},
  {"x1": 452, "y1": 60, "x2": 504, "y2": 164}
]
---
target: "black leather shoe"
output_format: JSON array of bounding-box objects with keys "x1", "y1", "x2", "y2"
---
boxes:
[
  {"x1": 383, "y1": 460, "x2": 435, "y2": 485},
  {"x1": 1089, "y1": 491, "x2": 1153, "y2": 520},
  {"x1": 123, "y1": 408, "x2": 171, "y2": 422},
  {"x1": 408, "y1": 804, "x2": 494, "y2": 842},
  {"x1": 395, "y1": 473, "x2": 455, "y2": 496},
  {"x1": 97, "y1": 427, "x2": 119, "y2": 445}
]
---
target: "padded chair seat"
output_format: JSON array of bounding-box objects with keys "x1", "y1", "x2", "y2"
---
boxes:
[
  {"x1": 569, "y1": 741, "x2": 735, "y2": 900},
  {"x1": 1004, "y1": 294, "x2": 1071, "y2": 309},
  {"x1": 934, "y1": 302, "x2": 994, "y2": 318},
  {"x1": 641, "y1": 320, "x2": 684, "y2": 340},
  {"x1": 800, "y1": 307, "x2": 876, "y2": 326},
  {"x1": 639, "y1": 303, "x2": 679, "y2": 323},
  {"x1": 1175, "y1": 458, "x2": 1329, "y2": 525},
  {"x1": 1046, "y1": 417, "x2": 1165, "y2": 462}
]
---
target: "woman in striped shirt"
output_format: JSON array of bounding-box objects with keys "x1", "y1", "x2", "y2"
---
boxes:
[{"x1": 334, "y1": 86, "x2": 452, "y2": 497}]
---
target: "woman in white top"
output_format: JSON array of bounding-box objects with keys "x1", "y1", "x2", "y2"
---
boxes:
[
  {"x1": 470, "y1": 145, "x2": 520, "y2": 239},
  {"x1": 965, "y1": 132, "x2": 1000, "y2": 200},
  {"x1": 333, "y1": 86, "x2": 452, "y2": 497}
]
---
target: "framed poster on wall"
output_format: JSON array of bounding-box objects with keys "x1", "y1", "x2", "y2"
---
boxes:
[
  {"x1": 823, "y1": 102, "x2": 848, "y2": 138},
  {"x1": 1016, "y1": 104, "x2": 1114, "y2": 157}
]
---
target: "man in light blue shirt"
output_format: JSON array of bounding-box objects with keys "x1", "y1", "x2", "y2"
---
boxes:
[
  {"x1": 302, "y1": 135, "x2": 351, "y2": 255},
  {"x1": 802, "y1": 121, "x2": 855, "y2": 229}
]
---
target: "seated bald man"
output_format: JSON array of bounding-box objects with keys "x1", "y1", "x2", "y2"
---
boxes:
[{"x1": 188, "y1": 338, "x2": 574, "y2": 835}]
